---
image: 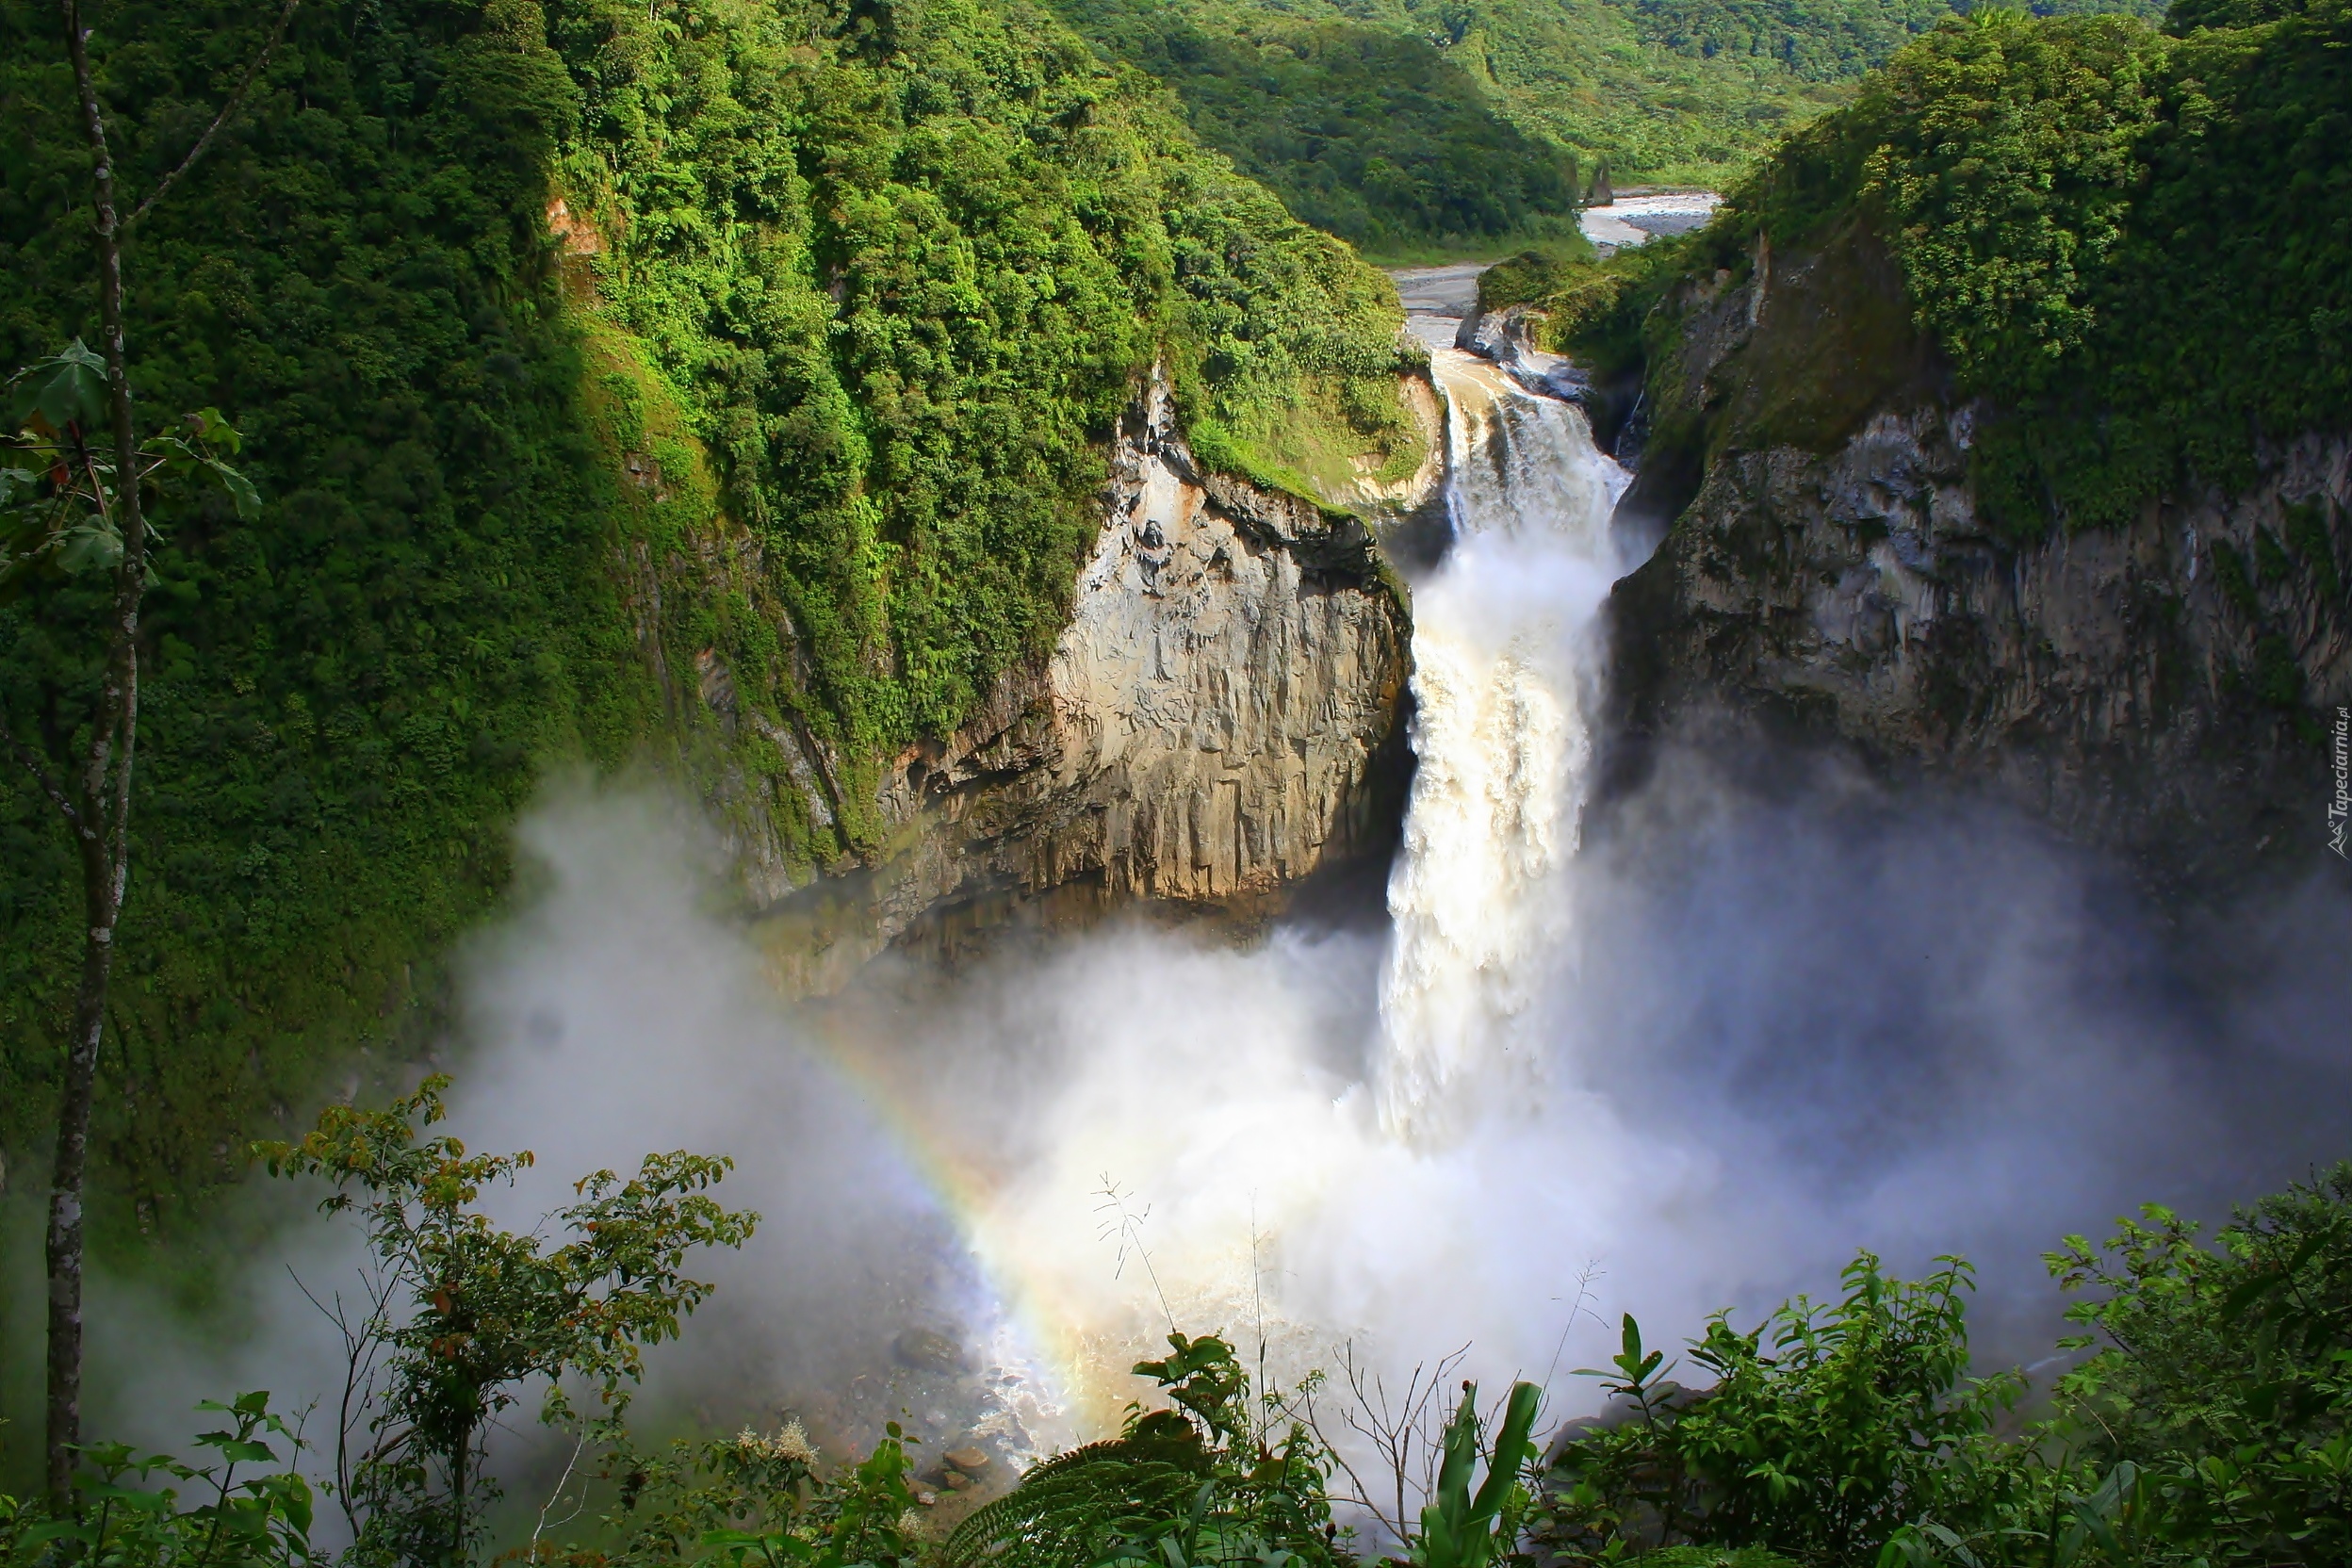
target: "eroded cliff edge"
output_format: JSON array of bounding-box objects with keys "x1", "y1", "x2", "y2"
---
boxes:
[
  {"x1": 710, "y1": 372, "x2": 1423, "y2": 990},
  {"x1": 1593, "y1": 219, "x2": 2351, "y2": 884}
]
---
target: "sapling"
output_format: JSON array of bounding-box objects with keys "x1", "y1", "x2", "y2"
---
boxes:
[{"x1": 260, "y1": 1075, "x2": 758, "y2": 1567}]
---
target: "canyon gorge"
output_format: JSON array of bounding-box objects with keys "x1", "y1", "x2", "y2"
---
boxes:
[{"x1": 4, "y1": 2, "x2": 2348, "y2": 1557}]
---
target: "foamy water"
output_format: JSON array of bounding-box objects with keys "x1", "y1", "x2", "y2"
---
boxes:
[
  {"x1": 940, "y1": 341, "x2": 1658, "y2": 1463},
  {"x1": 1378, "y1": 351, "x2": 1634, "y2": 1137}
]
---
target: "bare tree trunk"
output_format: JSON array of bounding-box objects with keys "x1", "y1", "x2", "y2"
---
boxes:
[
  {"x1": 30, "y1": 0, "x2": 296, "y2": 1509},
  {"x1": 450, "y1": 1420, "x2": 475, "y2": 1568},
  {"x1": 27, "y1": 0, "x2": 294, "y2": 1509},
  {"x1": 46, "y1": 0, "x2": 147, "y2": 1509}
]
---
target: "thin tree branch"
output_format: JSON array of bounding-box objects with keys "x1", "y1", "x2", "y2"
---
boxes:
[
  {"x1": 290, "y1": 1259, "x2": 394, "y2": 1539},
  {"x1": 69, "y1": 423, "x2": 114, "y2": 526},
  {"x1": 126, "y1": 0, "x2": 301, "y2": 229},
  {"x1": 1289, "y1": 1371, "x2": 1388, "y2": 1543},
  {"x1": 1281, "y1": 1339, "x2": 1470, "y2": 1548},
  {"x1": 0, "y1": 716, "x2": 81, "y2": 829},
  {"x1": 531, "y1": 1430, "x2": 588, "y2": 1551}
]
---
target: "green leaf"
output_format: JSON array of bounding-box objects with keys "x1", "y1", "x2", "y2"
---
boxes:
[
  {"x1": 10, "y1": 340, "x2": 108, "y2": 433},
  {"x1": 55, "y1": 517, "x2": 123, "y2": 574},
  {"x1": 705, "y1": 1526, "x2": 810, "y2": 1562},
  {"x1": 1877, "y1": 1534, "x2": 1934, "y2": 1568},
  {"x1": 205, "y1": 1438, "x2": 280, "y2": 1463},
  {"x1": 200, "y1": 455, "x2": 262, "y2": 520},
  {"x1": 2068, "y1": 1499, "x2": 2125, "y2": 1560},
  {"x1": 1921, "y1": 1522, "x2": 1981, "y2": 1568},
  {"x1": 271, "y1": 1472, "x2": 315, "y2": 1538},
  {"x1": 188, "y1": 406, "x2": 243, "y2": 455},
  {"x1": 2219, "y1": 1270, "x2": 2282, "y2": 1323}
]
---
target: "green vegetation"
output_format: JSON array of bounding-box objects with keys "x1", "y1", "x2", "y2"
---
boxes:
[
  {"x1": 6, "y1": 1094, "x2": 2348, "y2": 1566},
  {"x1": 1542, "y1": 1165, "x2": 2352, "y2": 1566},
  {"x1": 1750, "y1": 0, "x2": 2349, "y2": 530},
  {"x1": 553, "y1": 0, "x2": 1418, "y2": 777},
  {"x1": 1044, "y1": 0, "x2": 1840, "y2": 213},
  {"x1": 1542, "y1": 1258, "x2": 2014, "y2": 1566},
  {"x1": 1509, "y1": 0, "x2": 2349, "y2": 534},
  {"x1": 1619, "y1": 0, "x2": 2164, "y2": 84},
  {"x1": 608, "y1": 1421, "x2": 929, "y2": 1568},
  {"x1": 0, "y1": 0, "x2": 1415, "y2": 1251},
  {"x1": 943, "y1": 1331, "x2": 1355, "y2": 1568},
  {"x1": 0, "y1": 1393, "x2": 322, "y2": 1568},
  {"x1": 255, "y1": 1076, "x2": 758, "y2": 1564},
  {"x1": 1040, "y1": 0, "x2": 2171, "y2": 246},
  {"x1": 1037, "y1": 0, "x2": 1587, "y2": 256}
]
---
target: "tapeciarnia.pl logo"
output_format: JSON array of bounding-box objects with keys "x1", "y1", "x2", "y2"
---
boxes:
[{"x1": 2331, "y1": 705, "x2": 2350, "y2": 859}]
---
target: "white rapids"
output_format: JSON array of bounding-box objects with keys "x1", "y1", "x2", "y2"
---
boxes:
[{"x1": 1376, "y1": 346, "x2": 1636, "y2": 1139}]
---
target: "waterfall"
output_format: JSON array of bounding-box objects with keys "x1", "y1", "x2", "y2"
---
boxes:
[{"x1": 1376, "y1": 350, "x2": 1636, "y2": 1139}]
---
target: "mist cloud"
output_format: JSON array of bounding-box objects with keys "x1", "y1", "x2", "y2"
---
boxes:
[{"x1": 32, "y1": 761, "x2": 2352, "y2": 1528}]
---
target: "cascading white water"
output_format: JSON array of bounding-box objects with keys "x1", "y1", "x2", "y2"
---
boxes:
[
  {"x1": 1376, "y1": 349, "x2": 1635, "y2": 1139},
  {"x1": 918, "y1": 340, "x2": 1657, "y2": 1440}
]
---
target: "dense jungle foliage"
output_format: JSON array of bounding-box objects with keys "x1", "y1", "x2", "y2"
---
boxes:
[
  {"x1": 1045, "y1": 0, "x2": 1836, "y2": 204},
  {"x1": 5, "y1": 1093, "x2": 2347, "y2": 1566},
  {"x1": 1042, "y1": 0, "x2": 2170, "y2": 227},
  {"x1": 1039, "y1": 0, "x2": 1589, "y2": 256},
  {"x1": 1541, "y1": 1166, "x2": 2352, "y2": 1566},
  {"x1": 1620, "y1": 0, "x2": 2164, "y2": 82},
  {"x1": 0, "y1": 0, "x2": 1415, "y2": 1245},
  {"x1": 1495, "y1": 0, "x2": 2349, "y2": 532}
]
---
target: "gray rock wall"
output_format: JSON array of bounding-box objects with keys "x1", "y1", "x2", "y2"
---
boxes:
[
  {"x1": 1602, "y1": 222, "x2": 2352, "y2": 881},
  {"x1": 749, "y1": 370, "x2": 1415, "y2": 991}
]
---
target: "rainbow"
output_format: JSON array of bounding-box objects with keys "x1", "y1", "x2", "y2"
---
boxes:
[{"x1": 797, "y1": 1016, "x2": 1159, "y2": 1447}]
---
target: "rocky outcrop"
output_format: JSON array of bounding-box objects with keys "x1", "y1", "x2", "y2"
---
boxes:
[
  {"x1": 749, "y1": 371, "x2": 1413, "y2": 990},
  {"x1": 1454, "y1": 305, "x2": 1596, "y2": 406},
  {"x1": 1604, "y1": 218, "x2": 2352, "y2": 882},
  {"x1": 1326, "y1": 369, "x2": 1448, "y2": 523},
  {"x1": 1342, "y1": 370, "x2": 1452, "y2": 572}
]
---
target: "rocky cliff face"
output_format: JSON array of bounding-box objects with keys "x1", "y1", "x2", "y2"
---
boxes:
[
  {"x1": 1590, "y1": 219, "x2": 2352, "y2": 883},
  {"x1": 737, "y1": 372, "x2": 1421, "y2": 990}
]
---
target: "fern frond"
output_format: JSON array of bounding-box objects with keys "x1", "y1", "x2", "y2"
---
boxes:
[{"x1": 943, "y1": 1434, "x2": 1213, "y2": 1568}]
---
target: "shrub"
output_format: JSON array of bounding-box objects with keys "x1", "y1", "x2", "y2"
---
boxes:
[
  {"x1": 1538, "y1": 1256, "x2": 2018, "y2": 1567},
  {"x1": 2037, "y1": 1166, "x2": 2352, "y2": 1565},
  {"x1": 256, "y1": 1076, "x2": 759, "y2": 1566},
  {"x1": 0, "y1": 1395, "x2": 318, "y2": 1568}
]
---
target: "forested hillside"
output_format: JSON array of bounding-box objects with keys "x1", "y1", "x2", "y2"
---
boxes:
[
  {"x1": 1512, "y1": 0, "x2": 2349, "y2": 531},
  {"x1": 1042, "y1": 0, "x2": 1589, "y2": 256},
  {"x1": 1042, "y1": 0, "x2": 2172, "y2": 251},
  {"x1": 1621, "y1": 0, "x2": 2163, "y2": 80},
  {"x1": 1493, "y1": 0, "x2": 2348, "y2": 880},
  {"x1": 0, "y1": 0, "x2": 1414, "y2": 1226}
]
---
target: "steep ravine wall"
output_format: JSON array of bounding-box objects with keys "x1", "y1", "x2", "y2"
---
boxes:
[
  {"x1": 672, "y1": 372, "x2": 1428, "y2": 992},
  {"x1": 1549, "y1": 220, "x2": 2351, "y2": 884}
]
